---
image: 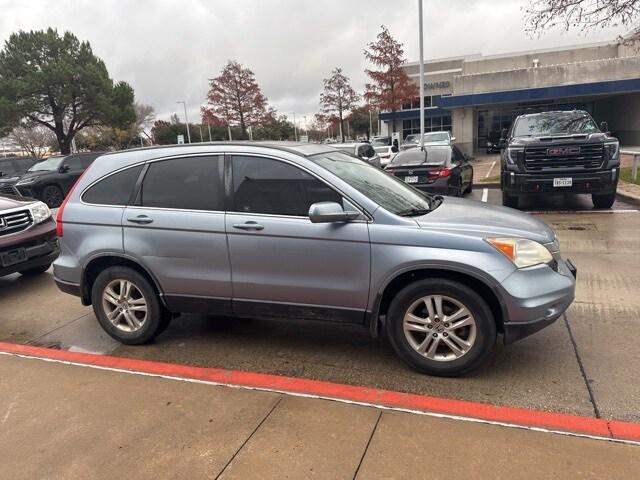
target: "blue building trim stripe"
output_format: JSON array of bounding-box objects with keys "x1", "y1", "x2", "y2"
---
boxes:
[
  {"x1": 438, "y1": 78, "x2": 640, "y2": 109},
  {"x1": 379, "y1": 107, "x2": 450, "y2": 121}
]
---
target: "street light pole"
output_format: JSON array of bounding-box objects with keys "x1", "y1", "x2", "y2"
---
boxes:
[
  {"x1": 207, "y1": 122, "x2": 212, "y2": 142},
  {"x1": 369, "y1": 109, "x2": 373, "y2": 140},
  {"x1": 176, "y1": 100, "x2": 192, "y2": 143},
  {"x1": 198, "y1": 124, "x2": 204, "y2": 142},
  {"x1": 292, "y1": 113, "x2": 298, "y2": 142},
  {"x1": 418, "y1": 0, "x2": 425, "y2": 151}
]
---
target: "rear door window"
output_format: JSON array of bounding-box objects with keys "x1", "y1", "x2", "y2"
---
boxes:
[
  {"x1": 82, "y1": 165, "x2": 144, "y2": 206},
  {"x1": 231, "y1": 156, "x2": 341, "y2": 216},
  {"x1": 139, "y1": 156, "x2": 223, "y2": 211}
]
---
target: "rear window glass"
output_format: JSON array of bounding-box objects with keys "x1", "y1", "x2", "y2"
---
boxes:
[
  {"x1": 390, "y1": 148, "x2": 450, "y2": 166},
  {"x1": 83, "y1": 165, "x2": 143, "y2": 206}
]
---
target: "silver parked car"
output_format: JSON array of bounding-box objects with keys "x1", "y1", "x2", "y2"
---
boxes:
[
  {"x1": 401, "y1": 131, "x2": 454, "y2": 151},
  {"x1": 54, "y1": 142, "x2": 576, "y2": 376}
]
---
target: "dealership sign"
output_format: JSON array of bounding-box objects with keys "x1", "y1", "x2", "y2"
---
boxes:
[{"x1": 424, "y1": 81, "x2": 451, "y2": 90}]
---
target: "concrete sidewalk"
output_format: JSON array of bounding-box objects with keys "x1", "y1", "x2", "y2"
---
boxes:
[{"x1": 1, "y1": 354, "x2": 639, "y2": 479}]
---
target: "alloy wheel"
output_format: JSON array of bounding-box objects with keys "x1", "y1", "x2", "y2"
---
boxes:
[
  {"x1": 403, "y1": 294, "x2": 477, "y2": 362},
  {"x1": 101, "y1": 279, "x2": 148, "y2": 333}
]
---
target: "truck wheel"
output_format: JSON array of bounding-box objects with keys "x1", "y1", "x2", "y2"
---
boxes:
[
  {"x1": 592, "y1": 192, "x2": 615, "y2": 209},
  {"x1": 91, "y1": 266, "x2": 170, "y2": 345},
  {"x1": 386, "y1": 278, "x2": 496, "y2": 377},
  {"x1": 502, "y1": 191, "x2": 519, "y2": 208}
]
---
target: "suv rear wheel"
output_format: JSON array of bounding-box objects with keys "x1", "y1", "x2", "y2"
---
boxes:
[
  {"x1": 91, "y1": 266, "x2": 170, "y2": 344},
  {"x1": 386, "y1": 278, "x2": 496, "y2": 376},
  {"x1": 41, "y1": 185, "x2": 64, "y2": 208},
  {"x1": 592, "y1": 192, "x2": 615, "y2": 209}
]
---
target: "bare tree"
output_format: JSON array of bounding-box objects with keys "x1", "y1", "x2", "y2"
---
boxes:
[
  {"x1": 10, "y1": 124, "x2": 56, "y2": 158},
  {"x1": 133, "y1": 103, "x2": 156, "y2": 142},
  {"x1": 525, "y1": 0, "x2": 640, "y2": 35},
  {"x1": 320, "y1": 67, "x2": 360, "y2": 143}
]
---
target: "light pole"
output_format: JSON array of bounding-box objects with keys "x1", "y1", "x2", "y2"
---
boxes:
[
  {"x1": 418, "y1": 0, "x2": 425, "y2": 151},
  {"x1": 369, "y1": 109, "x2": 373, "y2": 140},
  {"x1": 207, "y1": 121, "x2": 212, "y2": 142},
  {"x1": 176, "y1": 100, "x2": 192, "y2": 143},
  {"x1": 291, "y1": 113, "x2": 298, "y2": 142},
  {"x1": 198, "y1": 124, "x2": 204, "y2": 142}
]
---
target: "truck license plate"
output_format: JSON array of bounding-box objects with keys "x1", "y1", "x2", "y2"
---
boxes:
[
  {"x1": 0, "y1": 248, "x2": 27, "y2": 268},
  {"x1": 404, "y1": 176, "x2": 418, "y2": 184},
  {"x1": 553, "y1": 177, "x2": 572, "y2": 187}
]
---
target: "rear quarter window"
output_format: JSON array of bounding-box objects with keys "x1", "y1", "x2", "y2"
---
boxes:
[{"x1": 82, "y1": 165, "x2": 144, "y2": 206}]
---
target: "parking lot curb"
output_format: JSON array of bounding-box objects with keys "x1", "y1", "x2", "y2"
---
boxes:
[
  {"x1": 616, "y1": 190, "x2": 640, "y2": 207},
  {"x1": 474, "y1": 182, "x2": 500, "y2": 189},
  {"x1": 1, "y1": 341, "x2": 639, "y2": 444}
]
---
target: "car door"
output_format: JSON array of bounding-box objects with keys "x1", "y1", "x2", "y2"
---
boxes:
[
  {"x1": 58, "y1": 155, "x2": 85, "y2": 194},
  {"x1": 226, "y1": 154, "x2": 371, "y2": 323},
  {"x1": 123, "y1": 154, "x2": 232, "y2": 314}
]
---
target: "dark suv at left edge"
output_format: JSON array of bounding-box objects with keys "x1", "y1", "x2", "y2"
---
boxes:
[
  {"x1": 13, "y1": 152, "x2": 104, "y2": 207},
  {"x1": 0, "y1": 194, "x2": 58, "y2": 278},
  {"x1": 0, "y1": 156, "x2": 37, "y2": 195}
]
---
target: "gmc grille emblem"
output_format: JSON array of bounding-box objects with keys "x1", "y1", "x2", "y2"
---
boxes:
[
  {"x1": 408, "y1": 170, "x2": 413, "y2": 174},
  {"x1": 547, "y1": 147, "x2": 580, "y2": 156}
]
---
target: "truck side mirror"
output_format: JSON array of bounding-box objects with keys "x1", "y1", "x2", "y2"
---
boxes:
[{"x1": 600, "y1": 121, "x2": 609, "y2": 133}]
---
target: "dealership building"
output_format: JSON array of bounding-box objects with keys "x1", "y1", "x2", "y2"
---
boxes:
[{"x1": 379, "y1": 32, "x2": 640, "y2": 155}]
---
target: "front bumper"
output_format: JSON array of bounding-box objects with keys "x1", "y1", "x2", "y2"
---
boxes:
[
  {"x1": 500, "y1": 257, "x2": 577, "y2": 344},
  {"x1": 502, "y1": 169, "x2": 618, "y2": 195},
  {"x1": 0, "y1": 220, "x2": 59, "y2": 277}
]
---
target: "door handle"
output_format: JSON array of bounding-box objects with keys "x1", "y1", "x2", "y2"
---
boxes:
[
  {"x1": 127, "y1": 215, "x2": 153, "y2": 225},
  {"x1": 233, "y1": 221, "x2": 264, "y2": 231}
]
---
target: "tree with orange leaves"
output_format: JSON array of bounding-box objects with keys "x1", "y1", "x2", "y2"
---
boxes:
[
  {"x1": 204, "y1": 60, "x2": 269, "y2": 139},
  {"x1": 364, "y1": 26, "x2": 418, "y2": 135}
]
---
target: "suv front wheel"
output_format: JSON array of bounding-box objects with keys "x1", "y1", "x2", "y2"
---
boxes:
[
  {"x1": 386, "y1": 278, "x2": 496, "y2": 376},
  {"x1": 592, "y1": 192, "x2": 615, "y2": 209},
  {"x1": 91, "y1": 266, "x2": 170, "y2": 344}
]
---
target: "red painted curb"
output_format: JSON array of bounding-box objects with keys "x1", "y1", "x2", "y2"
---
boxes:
[{"x1": 1, "y1": 341, "x2": 638, "y2": 442}]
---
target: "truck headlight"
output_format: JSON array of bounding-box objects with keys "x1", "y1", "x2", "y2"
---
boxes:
[
  {"x1": 486, "y1": 237, "x2": 553, "y2": 268},
  {"x1": 604, "y1": 140, "x2": 619, "y2": 166},
  {"x1": 506, "y1": 147, "x2": 524, "y2": 165},
  {"x1": 29, "y1": 201, "x2": 51, "y2": 225}
]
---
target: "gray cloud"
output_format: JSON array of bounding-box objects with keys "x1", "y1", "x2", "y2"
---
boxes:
[{"x1": 0, "y1": 0, "x2": 629, "y2": 127}]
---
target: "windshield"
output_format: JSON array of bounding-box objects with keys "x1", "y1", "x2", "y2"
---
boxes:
[
  {"x1": 28, "y1": 156, "x2": 63, "y2": 172},
  {"x1": 389, "y1": 147, "x2": 450, "y2": 166},
  {"x1": 311, "y1": 152, "x2": 433, "y2": 216},
  {"x1": 513, "y1": 112, "x2": 599, "y2": 137},
  {"x1": 403, "y1": 132, "x2": 449, "y2": 144}
]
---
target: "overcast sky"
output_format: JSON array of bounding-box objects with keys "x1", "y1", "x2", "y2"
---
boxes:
[{"x1": 0, "y1": 0, "x2": 630, "y2": 126}]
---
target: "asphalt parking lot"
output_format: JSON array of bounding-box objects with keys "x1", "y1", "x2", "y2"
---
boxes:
[{"x1": 1, "y1": 191, "x2": 639, "y2": 423}]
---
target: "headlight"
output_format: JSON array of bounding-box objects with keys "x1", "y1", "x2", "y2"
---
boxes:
[
  {"x1": 486, "y1": 237, "x2": 553, "y2": 268},
  {"x1": 17, "y1": 177, "x2": 36, "y2": 185},
  {"x1": 506, "y1": 147, "x2": 523, "y2": 165},
  {"x1": 29, "y1": 201, "x2": 51, "y2": 225},
  {"x1": 604, "y1": 140, "x2": 619, "y2": 165}
]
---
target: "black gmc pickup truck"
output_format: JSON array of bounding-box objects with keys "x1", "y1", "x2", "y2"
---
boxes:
[{"x1": 501, "y1": 110, "x2": 619, "y2": 209}]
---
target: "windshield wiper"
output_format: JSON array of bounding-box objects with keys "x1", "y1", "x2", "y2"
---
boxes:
[{"x1": 397, "y1": 207, "x2": 431, "y2": 217}]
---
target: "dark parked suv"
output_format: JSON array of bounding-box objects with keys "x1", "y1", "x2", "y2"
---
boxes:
[
  {"x1": 14, "y1": 152, "x2": 104, "y2": 207},
  {"x1": 0, "y1": 156, "x2": 37, "y2": 196},
  {"x1": 501, "y1": 111, "x2": 619, "y2": 209},
  {"x1": 0, "y1": 194, "x2": 58, "y2": 278}
]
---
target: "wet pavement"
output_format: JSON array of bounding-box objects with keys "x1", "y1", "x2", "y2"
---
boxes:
[{"x1": 1, "y1": 191, "x2": 639, "y2": 422}]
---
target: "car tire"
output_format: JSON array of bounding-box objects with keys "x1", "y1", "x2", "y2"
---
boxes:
[
  {"x1": 592, "y1": 192, "x2": 615, "y2": 209},
  {"x1": 91, "y1": 266, "x2": 170, "y2": 345},
  {"x1": 19, "y1": 263, "x2": 51, "y2": 276},
  {"x1": 41, "y1": 185, "x2": 64, "y2": 208},
  {"x1": 464, "y1": 177, "x2": 473, "y2": 194},
  {"x1": 386, "y1": 278, "x2": 496, "y2": 377},
  {"x1": 502, "y1": 191, "x2": 519, "y2": 208}
]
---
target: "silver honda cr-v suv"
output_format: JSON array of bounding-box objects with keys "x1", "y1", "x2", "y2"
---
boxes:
[{"x1": 53, "y1": 143, "x2": 576, "y2": 376}]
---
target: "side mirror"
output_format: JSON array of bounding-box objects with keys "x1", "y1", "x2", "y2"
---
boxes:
[
  {"x1": 309, "y1": 202, "x2": 359, "y2": 223},
  {"x1": 600, "y1": 121, "x2": 609, "y2": 133},
  {"x1": 450, "y1": 136, "x2": 456, "y2": 143},
  {"x1": 59, "y1": 164, "x2": 70, "y2": 173}
]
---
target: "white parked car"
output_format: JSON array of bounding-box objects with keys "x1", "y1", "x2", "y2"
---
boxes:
[
  {"x1": 374, "y1": 145, "x2": 398, "y2": 167},
  {"x1": 331, "y1": 143, "x2": 382, "y2": 168},
  {"x1": 401, "y1": 131, "x2": 455, "y2": 151}
]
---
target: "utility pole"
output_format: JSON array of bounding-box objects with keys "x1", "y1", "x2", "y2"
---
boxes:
[
  {"x1": 198, "y1": 124, "x2": 204, "y2": 142},
  {"x1": 292, "y1": 113, "x2": 298, "y2": 141},
  {"x1": 369, "y1": 109, "x2": 373, "y2": 140},
  {"x1": 176, "y1": 100, "x2": 192, "y2": 143},
  {"x1": 207, "y1": 122, "x2": 212, "y2": 142},
  {"x1": 418, "y1": 0, "x2": 425, "y2": 151}
]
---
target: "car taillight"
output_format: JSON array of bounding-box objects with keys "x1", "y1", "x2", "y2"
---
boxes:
[
  {"x1": 431, "y1": 168, "x2": 452, "y2": 178},
  {"x1": 56, "y1": 164, "x2": 93, "y2": 237}
]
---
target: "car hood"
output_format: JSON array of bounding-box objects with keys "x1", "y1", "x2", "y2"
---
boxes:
[
  {"x1": 0, "y1": 194, "x2": 35, "y2": 210},
  {"x1": 414, "y1": 196, "x2": 555, "y2": 244},
  {"x1": 15, "y1": 171, "x2": 48, "y2": 182},
  {"x1": 0, "y1": 175, "x2": 21, "y2": 185}
]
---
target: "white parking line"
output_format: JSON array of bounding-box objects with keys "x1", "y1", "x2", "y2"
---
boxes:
[
  {"x1": 481, "y1": 188, "x2": 488, "y2": 202},
  {"x1": 485, "y1": 161, "x2": 496, "y2": 178}
]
